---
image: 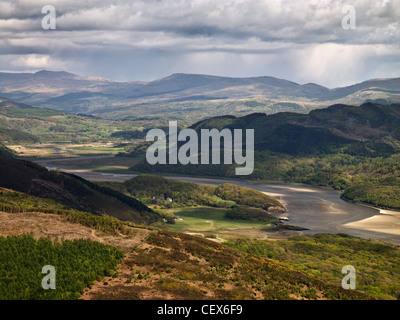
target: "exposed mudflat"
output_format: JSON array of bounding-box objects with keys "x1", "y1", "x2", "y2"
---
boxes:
[{"x1": 34, "y1": 157, "x2": 400, "y2": 246}]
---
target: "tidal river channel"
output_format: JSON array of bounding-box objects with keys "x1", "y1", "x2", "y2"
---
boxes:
[{"x1": 35, "y1": 157, "x2": 400, "y2": 246}]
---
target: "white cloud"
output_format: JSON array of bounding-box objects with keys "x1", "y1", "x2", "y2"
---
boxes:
[
  {"x1": 0, "y1": 53, "x2": 70, "y2": 71},
  {"x1": 0, "y1": 0, "x2": 399, "y2": 86}
]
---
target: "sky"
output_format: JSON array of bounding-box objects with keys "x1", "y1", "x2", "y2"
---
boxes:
[{"x1": 0, "y1": 0, "x2": 399, "y2": 88}]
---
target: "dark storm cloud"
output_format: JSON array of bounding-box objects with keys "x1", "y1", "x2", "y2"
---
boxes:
[{"x1": 0, "y1": 0, "x2": 399, "y2": 87}]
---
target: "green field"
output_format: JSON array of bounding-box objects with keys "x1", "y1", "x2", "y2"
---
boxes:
[
  {"x1": 158, "y1": 206, "x2": 277, "y2": 241},
  {"x1": 9, "y1": 143, "x2": 127, "y2": 159},
  {"x1": 31, "y1": 156, "x2": 141, "y2": 173},
  {"x1": 99, "y1": 175, "x2": 285, "y2": 239}
]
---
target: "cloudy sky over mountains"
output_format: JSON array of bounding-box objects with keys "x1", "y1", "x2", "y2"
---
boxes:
[{"x1": 0, "y1": 0, "x2": 399, "y2": 87}]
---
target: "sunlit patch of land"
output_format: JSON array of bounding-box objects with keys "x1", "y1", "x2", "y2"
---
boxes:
[
  {"x1": 156, "y1": 206, "x2": 297, "y2": 242},
  {"x1": 8, "y1": 142, "x2": 125, "y2": 158},
  {"x1": 344, "y1": 209, "x2": 400, "y2": 237},
  {"x1": 35, "y1": 155, "x2": 141, "y2": 174}
]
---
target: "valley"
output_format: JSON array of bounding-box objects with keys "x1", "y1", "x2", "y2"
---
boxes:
[
  {"x1": 3, "y1": 0, "x2": 400, "y2": 303},
  {"x1": 0, "y1": 185, "x2": 398, "y2": 300},
  {"x1": 28, "y1": 155, "x2": 400, "y2": 246},
  {"x1": 1, "y1": 76, "x2": 400, "y2": 301}
]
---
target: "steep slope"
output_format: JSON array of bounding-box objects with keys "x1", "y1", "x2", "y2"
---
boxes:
[
  {"x1": 131, "y1": 102, "x2": 400, "y2": 178},
  {"x1": 0, "y1": 144, "x2": 15, "y2": 158},
  {"x1": 188, "y1": 102, "x2": 400, "y2": 155},
  {"x1": 0, "y1": 157, "x2": 160, "y2": 224}
]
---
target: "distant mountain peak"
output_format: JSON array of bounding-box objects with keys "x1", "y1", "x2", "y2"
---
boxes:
[
  {"x1": 1, "y1": 70, "x2": 399, "y2": 120},
  {"x1": 33, "y1": 70, "x2": 77, "y2": 78}
]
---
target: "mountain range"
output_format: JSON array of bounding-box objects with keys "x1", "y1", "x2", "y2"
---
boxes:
[{"x1": 1, "y1": 70, "x2": 399, "y2": 121}]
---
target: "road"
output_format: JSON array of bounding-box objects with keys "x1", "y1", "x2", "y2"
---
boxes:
[{"x1": 34, "y1": 157, "x2": 400, "y2": 246}]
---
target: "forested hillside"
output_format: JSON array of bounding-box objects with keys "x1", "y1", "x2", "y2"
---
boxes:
[
  {"x1": 0, "y1": 96, "x2": 166, "y2": 145},
  {"x1": 0, "y1": 156, "x2": 160, "y2": 224},
  {"x1": 0, "y1": 234, "x2": 123, "y2": 300},
  {"x1": 131, "y1": 103, "x2": 400, "y2": 210},
  {"x1": 116, "y1": 174, "x2": 285, "y2": 212}
]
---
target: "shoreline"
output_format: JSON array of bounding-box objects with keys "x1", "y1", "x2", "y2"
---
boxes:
[
  {"x1": 340, "y1": 195, "x2": 400, "y2": 214},
  {"x1": 31, "y1": 156, "x2": 400, "y2": 246}
]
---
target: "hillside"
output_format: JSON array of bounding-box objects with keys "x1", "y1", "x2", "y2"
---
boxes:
[
  {"x1": 0, "y1": 157, "x2": 160, "y2": 224},
  {"x1": 103, "y1": 174, "x2": 285, "y2": 213},
  {"x1": 131, "y1": 102, "x2": 400, "y2": 210},
  {"x1": 0, "y1": 188, "x2": 375, "y2": 300},
  {"x1": 1, "y1": 71, "x2": 399, "y2": 121},
  {"x1": 132, "y1": 102, "x2": 400, "y2": 168},
  {"x1": 0, "y1": 96, "x2": 170, "y2": 147},
  {"x1": 0, "y1": 144, "x2": 15, "y2": 158},
  {"x1": 187, "y1": 102, "x2": 400, "y2": 154},
  {"x1": 227, "y1": 234, "x2": 400, "y2": 300},
  {"x1": 100, "y1": 175, "x2": 286, "y2": 238},
  {"x1": 0, "y1": 96, "x2": 63, "y2": 118}
]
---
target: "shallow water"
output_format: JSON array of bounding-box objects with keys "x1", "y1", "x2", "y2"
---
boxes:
[{"x1": 35, "y1": 158, "x2": 400, "y2": 246}]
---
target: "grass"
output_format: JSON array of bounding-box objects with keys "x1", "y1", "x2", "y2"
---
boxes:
[
  {"x1": 68, "y1": 145, "x2": 126, "y2": 154},
  {"x1": 159, "y1": 206, "x2": 274, "y2": 240},
  {"x1": 227, "y1": 234, "x2": 400, "y2": 300},
  {"x1": 22, "y1": 155, "x2": 141, "y2": 173},
  {"x1": 9, "y1": 143, "x2": 126, "y2": 158}
]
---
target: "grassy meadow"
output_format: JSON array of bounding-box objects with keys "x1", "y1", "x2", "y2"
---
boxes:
[{"x1": 157, "y1": 206, "x2": 277, "y2": 241}]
